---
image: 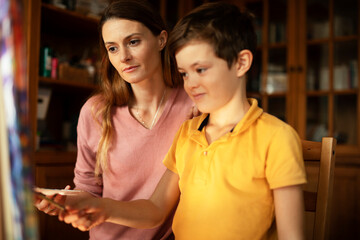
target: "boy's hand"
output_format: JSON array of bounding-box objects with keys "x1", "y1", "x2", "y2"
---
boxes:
[
  {"x1": 34, "y1": 185, "x2": 70, "y2": 216},
  {"x1": 60, "y1": 195, "x2": 109, "y2": 231}
]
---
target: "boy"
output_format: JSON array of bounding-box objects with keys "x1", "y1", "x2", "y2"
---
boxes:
[{"x1": 62, "y1": 3, "x2": 307, "y2": 239}]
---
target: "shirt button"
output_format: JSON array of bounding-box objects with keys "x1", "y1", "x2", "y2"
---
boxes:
[{"x1": 203, "y1": 151, "x2": 207, "y2": 156}]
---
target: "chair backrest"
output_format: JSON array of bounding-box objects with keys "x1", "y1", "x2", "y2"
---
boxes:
[{"x1": 302, "y1": 137, "x2": 336, "y2": 240}]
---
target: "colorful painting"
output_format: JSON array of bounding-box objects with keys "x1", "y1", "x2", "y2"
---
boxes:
[{"x1": 0, "y1": 0, "x2": 38, "y2": 239}]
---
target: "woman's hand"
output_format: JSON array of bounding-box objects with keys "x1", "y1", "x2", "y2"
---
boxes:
[
  {"x1": 34, "y1": 185, "x2": 70, "y2": 216},
  {"x1": 59, "y1": 195, "x2": 109, "y2": 231},
  {"x1": 61, "y1": 169, "x2": 181, "y2": 231}
]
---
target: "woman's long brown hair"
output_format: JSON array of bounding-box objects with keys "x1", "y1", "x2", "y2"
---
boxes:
[{"x1": 93, "y1": 0, "x2": 182, "y2": 176}]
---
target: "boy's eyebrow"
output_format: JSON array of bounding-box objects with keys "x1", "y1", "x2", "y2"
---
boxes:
[
  {"x1": 191, "y1": 62, "x2": 200, "y2": 67},
  {"x1": 185, "y1": 61, "x2": 202, "y2": 68},
  {"x1": 177, "y1": 62, "x2": 199, "y2": 71},
  {"x1": 177, "y1": 61, "x2": 210, "y2": 70},
  {"x1": 190, "y1": 61, "x2": 211, "y2": 68},
  {"x1": 104, "y1": 33, "x2": 142, "y2": 45}
]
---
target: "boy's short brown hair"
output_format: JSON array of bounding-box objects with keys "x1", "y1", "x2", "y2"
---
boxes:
[{"x1": 168, "y1": 2, "x2": 257, "y2": 68}]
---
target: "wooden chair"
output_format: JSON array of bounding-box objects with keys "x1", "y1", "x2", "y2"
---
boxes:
[{"x1": 302, "y1": 137, "x2": 336, "y2": 240}]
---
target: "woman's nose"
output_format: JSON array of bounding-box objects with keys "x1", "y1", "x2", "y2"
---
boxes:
[{"x1": 120, "y1": 47, "x2": 131, "y2": 63}]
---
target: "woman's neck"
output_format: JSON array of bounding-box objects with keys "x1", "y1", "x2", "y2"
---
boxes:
[{"x1": 129, "y1": 80, "x2": 169, "y2": 129}]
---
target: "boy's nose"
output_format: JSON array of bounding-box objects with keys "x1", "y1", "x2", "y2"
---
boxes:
[{"x1": 185, "y1": 75, "x2": 199, "y2": 89}]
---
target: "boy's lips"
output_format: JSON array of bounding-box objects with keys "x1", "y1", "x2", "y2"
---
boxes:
[
  {"x1": 122, "y1": 65, "x2": 139, "y2": 73},
  {"x1": 191, "y1": 92, "x2": 205, "y2": 101}
]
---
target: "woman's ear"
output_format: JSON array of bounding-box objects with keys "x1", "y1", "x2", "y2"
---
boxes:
[
  {"x1": 235, "y1": 49, "x2": 253, "y2": 77},
  {"x1": 158, "y1": 30, "x2": 168, "y2": 51}
]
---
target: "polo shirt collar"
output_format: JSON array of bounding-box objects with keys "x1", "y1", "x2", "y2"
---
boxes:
[
  {"x1": 231, "y1": 98, "x2": 263, "y2": 135},
  {"x1": 197, "y1": 114, "x2": 209, "y2": 131}
]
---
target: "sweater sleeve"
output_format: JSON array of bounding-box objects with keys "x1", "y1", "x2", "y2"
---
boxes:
[{"x1": 73, "y1": 98, "x2": 103, "y2": 197}]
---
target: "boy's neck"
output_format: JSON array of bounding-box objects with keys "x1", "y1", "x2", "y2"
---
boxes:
[
  {"x1": 208, "y1": 78, "x2": 250, "y2": 125},
  {"x1": 205, "y1": 96, "x2": 250, "y2": 144},
  {"x1": 209, "y1": 97, "x2": 250, "y2": 126}
]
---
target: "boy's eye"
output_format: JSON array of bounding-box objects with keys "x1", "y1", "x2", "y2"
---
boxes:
[
  {"x1": 196, "y1": 68, "x2": 207, "y2": 74},
  {"x1": 179, "y1": 72, "x2": 188, "y2": 78},
  {"x1": 129, "y1": 39, "x2": 140, "y2": 46}
]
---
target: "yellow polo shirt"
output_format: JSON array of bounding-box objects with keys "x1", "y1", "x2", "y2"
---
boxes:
[{"x1": 163, "y1": 98, "x2": 307, "y2": 240}]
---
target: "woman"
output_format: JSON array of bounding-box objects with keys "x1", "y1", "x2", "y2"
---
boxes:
[{"x1": 35, "y1": 0, "x2": 194, "y2": 239}]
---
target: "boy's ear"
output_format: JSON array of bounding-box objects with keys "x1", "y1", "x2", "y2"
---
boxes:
[
  {"x1": 235, "y1": 50, "x2": 253, "y2": 77},
  {"x1": 158, "y1": 30, "x2": 168, "y2": 51}
]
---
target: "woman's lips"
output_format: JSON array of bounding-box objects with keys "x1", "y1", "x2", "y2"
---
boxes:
[{"x1": 123, "y1": 65, "x2": 139, "y2": 73}]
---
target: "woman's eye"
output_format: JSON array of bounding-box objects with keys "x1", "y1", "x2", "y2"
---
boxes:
[
  {"x1": 108, "y1": 46, "x2": 117, "y2": 53},
  {"x1": 129, "y1": 39, "x2": 140, "y2": 46}
]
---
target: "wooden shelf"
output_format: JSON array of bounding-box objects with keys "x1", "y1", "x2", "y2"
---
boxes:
[
  {"x1": 41, "y1": 3, "x2": 99, "y2": 37},
  {"x1": 333, "y1": 89, "x2": 358, "y2": 95},
  {"x1": 39, "y1": 76, "x2": 98, "y2": 91},
  {"x1": 307, "y1": 35, "x2": 358, "y2": 45},
  {"x1": 307, "y1": 38, "x2": 331, "y2": 45},
  {"x1": 306, "y1": 89, "x2": 358, "y2": 96},
  {"x1": 42, "y1": 3, "x2": 100, "y2": 23},
  {"x1": 334, "y1": 35, "x2": 358, "y2": 42}
]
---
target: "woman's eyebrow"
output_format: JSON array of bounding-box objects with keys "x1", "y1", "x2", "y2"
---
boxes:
[
  {"x1": 123, "y1": 32, "x2": 143, "y2": 40},
  {"x1": 104, "y1": 33, "x2": 143, "y2": 45}
]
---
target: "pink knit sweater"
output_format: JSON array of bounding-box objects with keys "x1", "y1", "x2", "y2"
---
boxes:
[{"x1": 74, "y1": 87, "x2": 193, "y2": 240}]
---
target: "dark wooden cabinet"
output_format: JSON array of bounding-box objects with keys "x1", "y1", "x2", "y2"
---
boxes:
[{"x1": 240, "y1": 0, "x2": 360, "y2": 238}]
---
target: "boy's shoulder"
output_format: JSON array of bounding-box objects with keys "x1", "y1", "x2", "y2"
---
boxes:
[
  {"x1": 259, "y1": 112, "x2": 288, "y2": 127},
  {"x1": 256, "y1": 112, "x2": 299, "y2": 140}
]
